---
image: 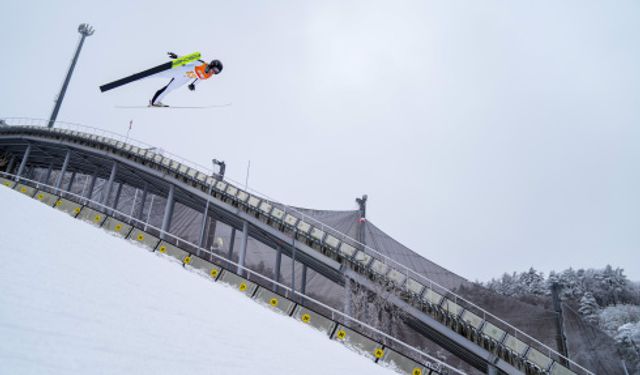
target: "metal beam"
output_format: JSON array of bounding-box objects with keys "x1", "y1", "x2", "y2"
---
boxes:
[
  {"x1": 66, "y1": 171, "x2": 76, "y2": 191},
  {"x1": 137, "y1": 183, "x2": 148, "y2": 219},
  {"x1": 112, "y1": 182, "x2": 123, "y2": 211},
  {"x1": 160, "y1": 184, "x2": 175, "y2": 240},
  {"x1": 198, "y1": 181, "x2": 214, "y2": 250},
  {"x1": 101, "y1": 161, "x2": 117, "y2": 205},
  {"x1": 275, "y1": 247, "x2": 282, "y2": 283},
  {"x1": 14, "y1": 144, "x2": 32, "y2": 181},
  {"x1": 228, "y1": 227, "x2": 236, "y2": 260},
  {"x1": 44, "y1": 163, "x2": 53, "y2": 184},
  {"x1": 85, "y1": 169, "x2": 97, "y2": 200},
  {"x1": 54, "y1": 150, "x2": 71, "y2": 189},
  {"x1": 301, "y1": 264, "x2": 307, "y2": 294},
  {"x1": 5, "y1": 155, "x2": 16, "y2": 175},
  {"x1": 238, "y1": 221, "x2": 248, "y2": 276}
]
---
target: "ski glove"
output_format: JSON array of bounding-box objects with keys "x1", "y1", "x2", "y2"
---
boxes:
[{"x1": 167, "y1": 52, "x2": 178, "y2": 59}]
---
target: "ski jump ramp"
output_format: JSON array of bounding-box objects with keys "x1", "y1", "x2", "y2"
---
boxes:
[{"x1": 0, "y1": 118, "x2": 592, "y2": 375}]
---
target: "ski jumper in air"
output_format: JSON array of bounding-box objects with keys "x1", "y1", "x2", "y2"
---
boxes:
[{"x1": 99, "y1": 52, "x2": 223, "y2": 107}]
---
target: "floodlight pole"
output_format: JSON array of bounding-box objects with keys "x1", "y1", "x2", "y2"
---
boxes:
[{"x1": 48, "y1": 23, "x2": 94, "y2": 128}]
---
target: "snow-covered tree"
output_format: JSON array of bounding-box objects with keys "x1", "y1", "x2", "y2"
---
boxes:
[
  {"x1": 518, "y1": 267, "x2": 546, "y2": 295},
  {"x1": 578, "y1": 292, "x2": 599, "y2": 324},
  {"x1": 599, "y1": 304, "x2": 640, "y2": 337},
  {"x1": 614, "y1": 322, "x2": 640, "y2": 374}
]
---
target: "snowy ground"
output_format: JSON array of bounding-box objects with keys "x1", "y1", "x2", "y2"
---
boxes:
[{"x1": 0, "y1": 186, "x2": 392, "y2": 375}]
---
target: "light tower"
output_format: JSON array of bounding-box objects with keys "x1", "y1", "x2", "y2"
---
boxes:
[{"x1": 48, "y1": 23, "x2": 94, "y2": 128}]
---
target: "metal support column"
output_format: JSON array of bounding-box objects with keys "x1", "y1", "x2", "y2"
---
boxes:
[
  {"x1": 198, "y1": 180, "x2": 215, "y2": 251},
  {"x1": 112, "y1": 182, "x2": 123, "y2": 211},
  {"x1": 85, "y1": 169, "x2": 97, "y2": 200},
  {"x1": 66, "y1": 171, "x2": 76, "y2": 191},
  {"x1": 160, "y1": 184, "x2": 175, "y2": 240},
  {"x1": 275, "y1": 248, "x2": 282, "y2": 283},
  {"x1": 345, "y1": 277, "x2": 352, "y2": 317},
  {"x1": 205, "y1": 220, "x2": 218, "y2": 250},
  {"x1": 137, "y1": 183, "x2": 148, "y2": 219},
  {"x1": 5, "y1": 156, "x2": 16, "y2": 175},
  {"x1": 227, "y1": 227, "x2": 236, "y2": 260},
  {"x1": 301, "y1": 264, "x2": 307, "y2": 294},
  {"x1": 14, "y1": 144, "x2": 32, "y2": 181},
  {"x1": 238, "y1": 221, "x2": 249, "y2": 276},
  {"x1": 291, "y1": 239, "x2": 297, "y2": 294},
  {"x1": 101, "y1": 162, "x2": 117, "y2": 205},
  {"x1": 54, "y1": 151, "x2": 71, "y2": 189},
  {"x1": 42, "y1": 163, "x2": 53, "y2": 184}
]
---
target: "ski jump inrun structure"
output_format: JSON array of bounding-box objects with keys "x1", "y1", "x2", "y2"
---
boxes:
[{"x1": 0, "y1": 118, "x2": 593, "y2": 375}]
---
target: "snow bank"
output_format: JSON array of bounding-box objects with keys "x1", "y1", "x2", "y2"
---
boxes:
[{"x1": 0, "y1": 187, "x2": 392, "y2": 374}]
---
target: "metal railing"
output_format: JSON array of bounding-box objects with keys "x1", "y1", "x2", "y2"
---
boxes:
[
  {"x1": 0, "y1": 171, "x2": 463, "y2": 375},
  {"x1": 0, "y1": 117, "x2": 594, "y2": 375}
]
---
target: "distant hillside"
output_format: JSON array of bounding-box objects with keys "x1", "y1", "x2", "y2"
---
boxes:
[{"x1": 483, "y1": 266, "x2": 640, "y2": 374}]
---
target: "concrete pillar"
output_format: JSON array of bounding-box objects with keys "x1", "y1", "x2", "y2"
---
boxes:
[
  {"x1": 101, "y1": 162, "x2": 117, "y2": 205},
  {"x1": 14, "y1": 144, "x2": 32, "y2": 181},
  {"x1": 238, "y1": 221, "x2": 248, "y2": 276},
  {"x1": 160, "y1": 184, "x2": 175, "y2": 240},
  {"x1": 54, "y1": 150, "x2": 71, "y2": 189}
]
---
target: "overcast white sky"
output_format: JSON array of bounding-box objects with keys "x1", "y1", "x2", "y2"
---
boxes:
[{"x1": 1, "y1": 0, "x2": 639, "y2": 282}]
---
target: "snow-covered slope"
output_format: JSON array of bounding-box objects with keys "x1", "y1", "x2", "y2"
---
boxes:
[{"x1": 0, "y1": 187, "x2": 393, "y2": 375}]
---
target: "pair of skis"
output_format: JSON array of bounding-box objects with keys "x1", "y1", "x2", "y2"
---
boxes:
[
  {"x1": 115, "y1": 103, "x2": 231, "y2": 109},
  {"x1": 101, "y1": 52, "x2": 230, "y2": 109}
]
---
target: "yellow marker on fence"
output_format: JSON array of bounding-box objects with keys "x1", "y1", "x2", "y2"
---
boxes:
[
  {"x1": 37, "y1": 194, "x2": 44, "y2": 200},
  {"x1": 210, "y1": 268, "x2": 219, "y2": 278},
  {"x1": 412, "y1": 368, "x2": 423, "y2": 375},
  {"x1": 269, "y1": 298, "x2": 279, "y2": 307},
  {"x1": 183, "y1": 256, "x2": 192, "y2": 265},
  {"x1": 239, "y1": 282, "x2": 247, "y2": 292},
  {"x1": 336, "y1": 329, "x2": 346, "y2": 340},
  {"x1": 20, "y1": 187, "x2": 27, "y2": 193},
  {"x1": 3, "y1": 182, "x2": 10, "y2": 187},
  {"x1": 301, "y1": 313, "x2": 311, "y2": 323},
  {"x1": 137, "y1": 233, "x2": 144, "y2": 241},
  {"x1": 55, "y1": 200, "x2": 63, "y2": 207},
  {"x1": 114, "y1": 224, "x2": 122, "y2": 232},
  {"x1": 73, "y1": 207, "x2": 81, "y2": 215},
  {"x1": 158, "y1": 245, "x2": 167, "y2": 254},
  {"x1": 94, "y1": 215, "x2": 102, "y2": 222},
  {"x1": 374, "y1": 348, "x2": 385, "y2": 359}
]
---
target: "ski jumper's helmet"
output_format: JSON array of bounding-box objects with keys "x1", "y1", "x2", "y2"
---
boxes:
[{"x1": 206, "y1": 60, "x2": 223, "y2": 74}]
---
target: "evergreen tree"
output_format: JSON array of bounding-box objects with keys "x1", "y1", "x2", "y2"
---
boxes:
[
  {"x1": 578, "y1": 292, "x2": 600, "y2": 324},
  {"x1": 518, "y1": 267, "x2": 546, "y2": 295}
]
